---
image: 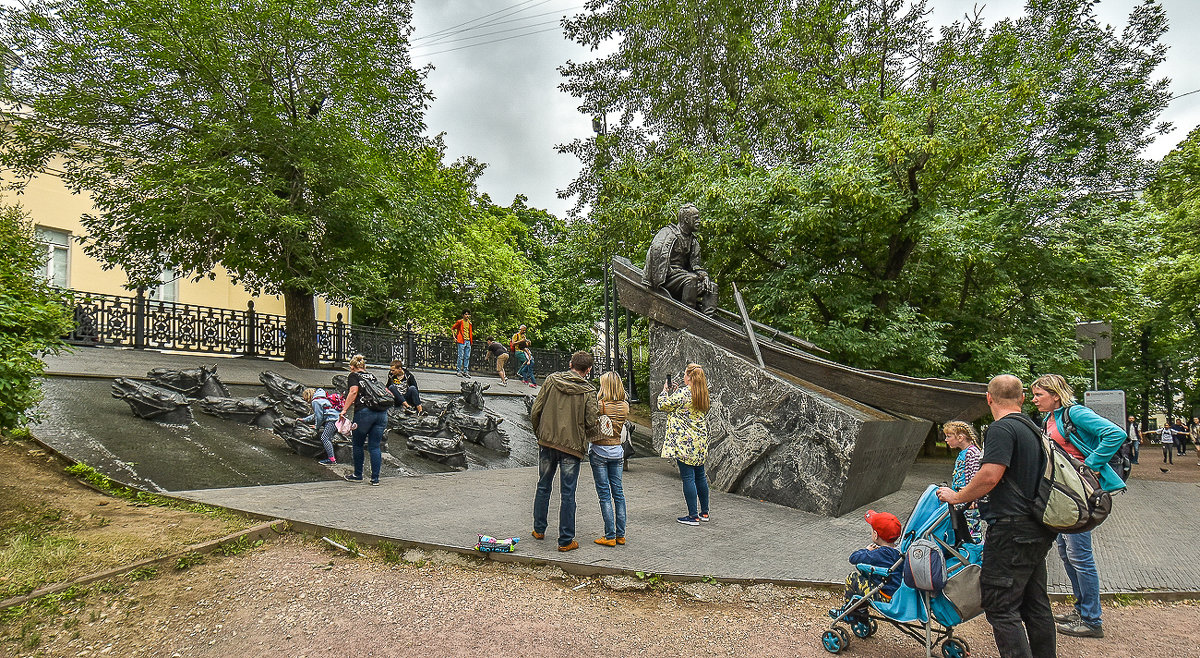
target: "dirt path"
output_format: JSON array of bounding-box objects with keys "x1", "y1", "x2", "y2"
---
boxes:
[{"x1": 4, "y1": 533, "x2": 1197, "y2": 657}]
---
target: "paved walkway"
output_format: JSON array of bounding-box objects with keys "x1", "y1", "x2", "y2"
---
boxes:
[
  {"x1": 172, "y1": 459, "x2": 1200, "y2": 594},
  {"x1": 43, "y1": 347, "x2": 1200, "y2": 593}
]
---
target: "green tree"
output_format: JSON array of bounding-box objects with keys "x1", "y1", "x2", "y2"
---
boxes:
[
  {"x1": 1145, "y1": 126, "x2": 1200, "y2": 416},
  {"x1": 559, "y1": 0, "x2": 1168, "y2": 379},
  {"x1": 0, "y1": 0, "x2": 443, "y2": 368},
  {"x1": 0, "y1": 207, "x2": 74, "y2": 431}
]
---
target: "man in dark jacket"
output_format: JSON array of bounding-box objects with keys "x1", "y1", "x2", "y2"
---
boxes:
[
  {"x1": 937, "y1": 375, "x2": 1056, "y2": 658},
  {"x1": 530, "y1": 351, "x2": 599, "y2": 552}
]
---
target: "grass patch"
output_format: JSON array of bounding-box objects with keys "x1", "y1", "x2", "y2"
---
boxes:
[
  {"x1": 63, "y1": 463, "x2": 246, "y2": 524},
  {"x1": 0, "y1": 533, "x2": 83, "y2": 601},
  {"x1": 376, "y1": 541, "x2": 404, "y2": 564},
  {"x1": 214, "y1": 535, "x2": 263, "y2": 557},
  {"x1": 174, "y1": 552, "x2": 205, "y2": 571}
]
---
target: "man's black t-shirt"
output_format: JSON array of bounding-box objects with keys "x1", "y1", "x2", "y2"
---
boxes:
[
  {"x1": 978, "y1": 413, "x2": 1044, "y2": 522},
  {"x1": 486, "y1": 341, "x2": 507, "y2": 358}
]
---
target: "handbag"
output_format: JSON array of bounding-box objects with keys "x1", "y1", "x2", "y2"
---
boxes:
[
  {"x1": 335, "y1": 416, "x2": 356, "y2": 436},
  {"x1": 598, "y1": 413, "x2": 614, "y2": 437},
  {"x1": 620, "y1": 421, "x2": 635, "y2": 459}
]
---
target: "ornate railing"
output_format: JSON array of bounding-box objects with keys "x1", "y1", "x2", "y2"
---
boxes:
[{"x1": 63, "y1": 289, "x2": 632, "y2": 381}]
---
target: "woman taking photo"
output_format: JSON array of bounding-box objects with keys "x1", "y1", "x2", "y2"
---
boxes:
[
  {"x1": 1030, "y1": 374, "x2": 1126, "y2": 639},
  {"x1": 591, "y1": 372, "x2": 629, "y2": 547},
  {"x1": 659, "y1": 363, "x2": 711, "y2": 526},
  {"x1": 943, "y1": 421, "x2": 983, "y2": 543}
]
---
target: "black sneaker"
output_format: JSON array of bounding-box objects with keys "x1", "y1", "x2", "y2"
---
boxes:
[
  {"x1": 676, "y1": 516, "x2": 700, "y2": 526},
  {"x1": 369, "y1": 479, "x2": 380, "y2": 486},
  {"x1": 344, "y1": 474, "x2": 363, "y2": 482},
  {"x1": 1056, "y1": 621, "x2": 1103, "y2": 638}
]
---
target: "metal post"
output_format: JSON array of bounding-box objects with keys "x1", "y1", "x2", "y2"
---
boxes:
[
  {"x1": 133, "y1": 287, "x2": 146, "y2": 350},
  {"x1": 603, "y1": 262, "x2": 612, "y2": 374},
  {"x1": 405, "y1": 319, "x2": 415, "y2": 369},
  {"x1": 626, "y1": 308, "x2": 637, "y2": 403},
  {"x1": 612, "y1": 272, "x2": 621, "y2": 376},
  {"x1": 1092, "y1": 344, "x2": 1099, "y2": 391},
  {"x1": 245, "y1": 300, "x2": 257, "y2": 357},
  {"x1": 334, "y1": 313, "x2": 345, "y2": 363}
]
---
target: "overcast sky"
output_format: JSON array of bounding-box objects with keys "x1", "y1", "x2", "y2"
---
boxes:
[{"x1": 411, "y1": 0, "x2": 1200, "y2": 220}]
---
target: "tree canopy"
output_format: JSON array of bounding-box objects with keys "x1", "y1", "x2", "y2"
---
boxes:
[
  {"x1": 0, "y1": 0, "x2": 453, "y2": 367},
  {"x1": 559, "y1": 0, "x2": 1171, "y2": 384}
]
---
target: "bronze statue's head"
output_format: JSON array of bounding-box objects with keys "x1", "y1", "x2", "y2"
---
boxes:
[{"x1": 677, "y1": 203, "x2": 700, "y2": 234}]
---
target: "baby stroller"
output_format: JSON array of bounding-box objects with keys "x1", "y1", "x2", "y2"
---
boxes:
[{"x1": 821, "y1": 485, "x2": 984, "y2": 657}]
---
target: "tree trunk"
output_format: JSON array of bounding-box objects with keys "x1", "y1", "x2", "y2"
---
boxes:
[{"x1": 283, "y1": 286, "x2": 318, "y2": 369}]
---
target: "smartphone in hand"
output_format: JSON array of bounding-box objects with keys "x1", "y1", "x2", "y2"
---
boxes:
[{"x1": 666, "y1": 374, "x2": 673, "y2": 390}]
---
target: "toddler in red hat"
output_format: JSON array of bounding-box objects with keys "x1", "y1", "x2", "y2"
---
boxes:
[{"x1": 832, "y1": 509, "x2": 904, "y2": 622}]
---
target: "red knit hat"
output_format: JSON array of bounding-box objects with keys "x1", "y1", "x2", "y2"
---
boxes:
[{"x1": 865, "y1": 510, "x2": 902, "y2": 542}]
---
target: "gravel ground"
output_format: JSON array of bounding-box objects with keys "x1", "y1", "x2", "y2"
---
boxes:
[{"x1": 7, "y1": 533, "x2": 1197, "y2": 658}]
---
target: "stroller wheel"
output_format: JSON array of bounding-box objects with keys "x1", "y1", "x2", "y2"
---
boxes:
[
  {"x1": 820, "y1": 629, "x2": 846, "y2": 654},
  {"x1": 942, "y1": 637, "x2": 970, "y2": 658},
  {"x1": 850, "y1": 617, "x2": 877, "y2": 638}
]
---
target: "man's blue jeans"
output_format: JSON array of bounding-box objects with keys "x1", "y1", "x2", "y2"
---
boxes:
[
  {"x1": 456, "y1": 341, "x2": 471, "y2": 373},
  {"x1": 351, "y1": 407, "x2": 388, "y2": 481},
  {"x1": 518, "y1": 361, "x2": 538, "y2": 385},
  {"x1": 590, "y1": 453, "x2": 626, "y2": 540},
  {"x1": 677, "y1": 460, "x2": 709, "y2": 518},
  {"x1": 533, "y1": 446, "x2": 580, "y2": 546},
  {"x1": 1056, "y1": 531, "x2": 1102, "y2": 627}
]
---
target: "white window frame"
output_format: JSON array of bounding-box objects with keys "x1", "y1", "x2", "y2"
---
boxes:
[{"x1": 34, "y1": 226, "x2": 70, "y2": 288}]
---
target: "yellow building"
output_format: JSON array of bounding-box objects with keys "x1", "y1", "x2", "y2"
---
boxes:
[{"x1": 14, "y1": 161, "x2": 350, "y2": 323}]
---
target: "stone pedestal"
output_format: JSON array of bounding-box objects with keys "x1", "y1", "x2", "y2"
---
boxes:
[{"x1": 650, "y1": 324, "x2": 932, "y2": 516}]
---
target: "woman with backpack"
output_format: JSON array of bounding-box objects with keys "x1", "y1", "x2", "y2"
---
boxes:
[
  {"x1": 301, "y1": 388, "x2": 338, "y2": 465},
  {"x1": 1030, "y1": 374, "x2": 1127, "y2": 640},
  {"x1": 340, "y1": 354, "x2": 388, "y2": 485}
]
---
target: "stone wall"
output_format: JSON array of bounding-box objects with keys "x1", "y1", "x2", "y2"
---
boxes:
[{"x1": 649, "y1": 323, "x2": 932, "y2": 516}]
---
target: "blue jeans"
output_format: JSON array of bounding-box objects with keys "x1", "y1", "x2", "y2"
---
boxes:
[
  {"x1": 388, "y1": 383, "x2": 421, "y2": 408},
  {"x1": 590, "y1": 453, "x2": 626, "y2": 539},
  {"x1": 1056, "y1": 531, "x2": 1102, "y2": 626},
  {"x1": 518, "y1": 361, "x2": 537, "y2": 385},
  {"x1": 677, "y1": 461, "x2": 709, "y2": 518},
  {"x1": 351, "y1": 407, "x2": 387, "y2": 481},
  {"x1": 533, "y1": 446, "x2": 580, "y2": 546},
  {"x1": 456, "y1": 341, "x2": 471, "y2": 373}
]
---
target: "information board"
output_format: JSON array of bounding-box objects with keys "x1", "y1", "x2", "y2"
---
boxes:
[{"x1": 1083, "y1": 390, "x2": 1126, "y2": 429}]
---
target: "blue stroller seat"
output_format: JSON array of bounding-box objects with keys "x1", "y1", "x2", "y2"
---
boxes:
[{"x1": 820, "y1": 485, "x2": 982, "y2": 658}]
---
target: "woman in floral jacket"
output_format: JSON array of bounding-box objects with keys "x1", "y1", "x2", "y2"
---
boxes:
[{"x1": 659, "y1": 363, "x2": 711, "y2": 526}]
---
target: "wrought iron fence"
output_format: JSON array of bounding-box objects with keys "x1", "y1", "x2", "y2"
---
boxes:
[{"x1": 63, "y1": 289, "x2": 633, "y2": 381}]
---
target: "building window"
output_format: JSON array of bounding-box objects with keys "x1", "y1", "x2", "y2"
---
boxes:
[
  {"x1": 148, "y1": 265, "x2": 179, "y2": 303},
  {"x1": 34, "y1": 226, "x2": 70, "y2": 288}
]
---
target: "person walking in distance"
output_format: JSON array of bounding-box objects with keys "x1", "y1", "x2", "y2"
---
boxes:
[
  {"x1": 1031, "y1": 374, "x2": 1126, "y2": 640},
  {"x1": 451, "y1": 311, "x2": 473, "y2": 378},
  {"x1": 530, "y1": 351, "x2": 599, "y2": 552},
  {"x1": 659, "y1": 363, "x2": 712, "y2": 526},
  {"x1": 1159, "y1": 423, "x2": 1175, "y2": 465},
  {"x1": 937, "y1": 375, "x2": 1057, "y2": 658},
  {"x1": 1125, "y1": 415, "x2": 1140, "y2": 465}
]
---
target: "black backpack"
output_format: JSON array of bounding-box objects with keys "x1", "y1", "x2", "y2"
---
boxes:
[{"x1": 354, "y1": 371, "x2": 394, "y2": 411}]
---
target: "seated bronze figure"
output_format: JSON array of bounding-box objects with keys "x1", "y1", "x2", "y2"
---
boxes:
[{"x1": 643, "y1": 203, "x2": 718, "y2": 315}]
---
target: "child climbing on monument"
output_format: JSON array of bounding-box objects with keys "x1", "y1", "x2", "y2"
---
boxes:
[{"x1": 301, "y1": 388, "x2": 338, "y2": 465}]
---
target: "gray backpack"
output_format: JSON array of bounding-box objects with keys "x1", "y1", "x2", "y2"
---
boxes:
[{"x1": 1013, "y1": 415, "x2": 1111, "y2": 534}]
